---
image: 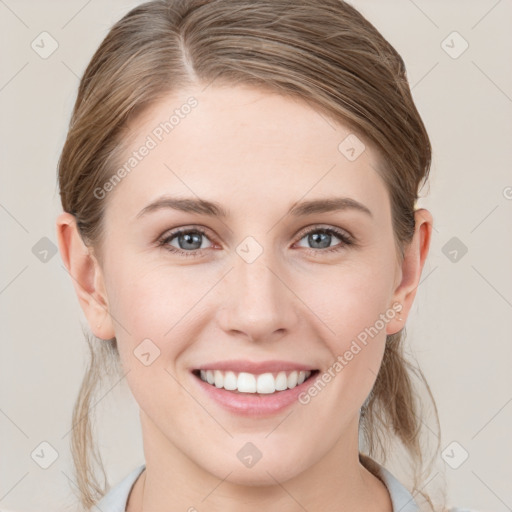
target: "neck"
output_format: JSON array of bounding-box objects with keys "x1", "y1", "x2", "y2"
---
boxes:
[{"x1": 127, "y1": 411, "x2": 393, "y2": 512}]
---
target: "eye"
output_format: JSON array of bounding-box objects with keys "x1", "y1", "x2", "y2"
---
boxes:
[
  {"x1": 157, "y1": 227, "x2": 213, "y2": 258},
  {"x1": 157, "y1": 224, "x2": 354, "y2": 258},
  {"x1": 294, "y1": 225, "x2": 354, "y2": 254}
]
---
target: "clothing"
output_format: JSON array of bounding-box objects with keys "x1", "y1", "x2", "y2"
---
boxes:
[{"x1": 93, "y1": 457, "x2": 472, "y2": 511}]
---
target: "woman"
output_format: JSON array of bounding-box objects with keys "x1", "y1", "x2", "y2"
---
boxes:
[{"x1": 56, "y1": 0, "x2": 466, "y2": 510}]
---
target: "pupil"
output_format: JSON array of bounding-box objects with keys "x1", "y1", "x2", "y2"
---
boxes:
[
  {"x1": 310, "y1": 232, "x2": 330, "y2": 249},
  {"x1": 180, "y1": 232, "x2": 202, "y2": 250}
]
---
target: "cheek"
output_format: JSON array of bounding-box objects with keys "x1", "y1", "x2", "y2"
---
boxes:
[
  {"x1": 105, "y1": 260, "x2": 216, "y2": 366},
  {"x1": 107, "y1": 257, "x2": 180, "y2": 329},
  {"x1": 303, "y1": 254, "x2": 396, "y2": 338},
  {"x1": 107, "y1": 242, "x2": 395, "y2": 394},
  {"x1": 104, "y1": 267, "x2": 195, "y2": 416},
  {"x1": 107, "y1": 244, "x2": 396, "y2": 349},
  {"x1": 301, "y1": 258, "x2": 395, "y2": 403}
]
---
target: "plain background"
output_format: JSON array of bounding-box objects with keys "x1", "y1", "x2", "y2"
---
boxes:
[{"x1": 1, "y1": 0, "x2": 511, "y2": 510}]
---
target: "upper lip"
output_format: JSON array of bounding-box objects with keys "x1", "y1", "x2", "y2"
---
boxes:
[{"x1": 192, "y1": 360, "x2": 317, "y2": 374}]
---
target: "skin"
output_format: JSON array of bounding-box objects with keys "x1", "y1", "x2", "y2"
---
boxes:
[{"x1": 57, "y1": 84, "x2": 432, "y2": 512}]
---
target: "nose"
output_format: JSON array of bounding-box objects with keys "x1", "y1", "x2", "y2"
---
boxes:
[{"x1": 216, "y1": 246, "x2": 299, "y2": 343}]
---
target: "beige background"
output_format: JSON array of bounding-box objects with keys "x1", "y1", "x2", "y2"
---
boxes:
[{"x1": 1, "y1": 0, "x2": 511, "y2": 511}]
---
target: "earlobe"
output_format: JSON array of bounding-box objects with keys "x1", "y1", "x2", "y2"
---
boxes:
[
  {"x1": 386, "y1": 208, "x2": 433, "y2": 335},
  {"x1": 56, "y1": 212, "x2": 115, "y2": 340}
]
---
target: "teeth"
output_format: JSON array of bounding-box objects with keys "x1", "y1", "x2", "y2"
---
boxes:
[
  {"x1": 197, "y1": 369, "x2": 313, "y2": 394},
  {"x1": 287, "y1": 371, "x2": 298, "y2": 388},
  {"x1": 214, "y1": 370, "x2": 223, "y2": 388},
  {"x1": 256, "y1": 373, "x2": 275, "y2": 394},
  {"x1": 223, "y1": 371, "x2": 237, "y2": 390},
  {"x1": 275, "y1": 372, "x2": 288, "y2": 391},
  {"x1": 238, "y1": 372, "x2": 257, "y2": 393}
]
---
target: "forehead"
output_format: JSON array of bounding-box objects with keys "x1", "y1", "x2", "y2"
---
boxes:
[{"x1": 105, "y1": 84, "x2": 390, "y2": 221}]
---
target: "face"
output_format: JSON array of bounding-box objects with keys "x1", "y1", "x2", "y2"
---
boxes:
[{"x1": 92, "y1": 84, "x2": 405, "y2": 484}]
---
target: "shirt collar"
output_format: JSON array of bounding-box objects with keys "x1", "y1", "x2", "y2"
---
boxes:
[{"x1": 95, "y1": 456, "x2": 420, "y2": 511}]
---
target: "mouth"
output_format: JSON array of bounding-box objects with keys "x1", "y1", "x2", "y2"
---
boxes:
[{"x1": 191, "y1": 368, "x2": 320, "y2": 395}]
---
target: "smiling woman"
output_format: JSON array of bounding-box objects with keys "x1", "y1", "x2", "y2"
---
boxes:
[{"x1": 55, "y1": 1, "x2": 459, "y2": 511}]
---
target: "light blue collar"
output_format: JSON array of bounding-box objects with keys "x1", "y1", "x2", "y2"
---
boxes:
[{"x1": 94, "y1": 457, "x2": 420, "y2": 511}]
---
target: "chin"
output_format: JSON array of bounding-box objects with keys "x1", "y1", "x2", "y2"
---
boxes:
[{"x1": 202, "y1": 456, "x2": 305, "y2": 487}]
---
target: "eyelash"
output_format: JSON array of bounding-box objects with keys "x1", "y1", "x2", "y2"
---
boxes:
[{"x1": 157, "y1": 225, "x2": 354, "y2": 259}]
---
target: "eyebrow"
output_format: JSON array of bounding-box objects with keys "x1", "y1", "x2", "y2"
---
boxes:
[{"x1": 136, "y1": 195, "x2": 373, "y2": 219}]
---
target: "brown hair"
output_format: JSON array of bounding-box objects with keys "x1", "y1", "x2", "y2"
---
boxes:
[{"x1": 58, "y1": 0, "x2": 443, "y2": 509}]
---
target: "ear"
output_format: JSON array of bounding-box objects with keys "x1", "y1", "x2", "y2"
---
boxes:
[
  {"x1": 386, "y1": 208, "x2": 433, "y2": 335},
  {"x1": 56, "y1": 212, "x2": 115, "y2": 340}
]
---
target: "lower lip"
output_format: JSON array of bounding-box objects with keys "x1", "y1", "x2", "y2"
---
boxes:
[{"x1": 191, "y1": 372, "x2": 319, "y2": 417}]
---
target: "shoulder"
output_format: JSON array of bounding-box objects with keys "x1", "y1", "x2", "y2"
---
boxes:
[
  {"x1": 444, "y1": 508, "x2": 481, "y2": 512},
  {"x1": 359, "y1": 453, "x2": 480, "y2": 512},
  {"x1": 92, "y1": 464, "x2": 146, "y2": 512}
]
